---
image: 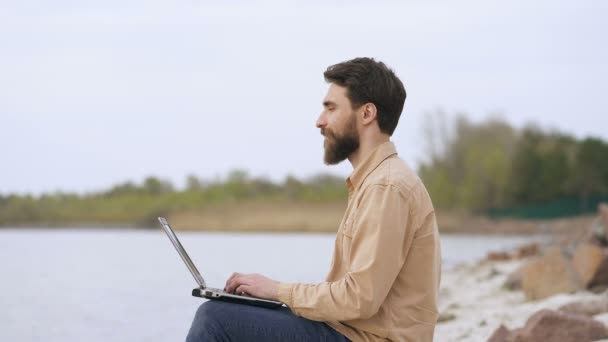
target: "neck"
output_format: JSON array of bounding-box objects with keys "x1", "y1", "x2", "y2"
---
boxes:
[{"x1": 348, "y1": 134, "x2": 390, "y2": 170}]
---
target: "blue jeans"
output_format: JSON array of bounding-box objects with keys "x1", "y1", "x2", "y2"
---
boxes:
[{"x1": 186, "y1": 300, "x2": 351, "y2": 341}]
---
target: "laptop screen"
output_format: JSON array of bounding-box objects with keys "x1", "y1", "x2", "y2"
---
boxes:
[{"x1": 158, "y1": 217, "x2": 207, "y2": 288}]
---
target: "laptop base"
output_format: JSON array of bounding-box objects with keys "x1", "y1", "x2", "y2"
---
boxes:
[{"x1": 192, "y1": 288, "x2": 284, "y2": 309}]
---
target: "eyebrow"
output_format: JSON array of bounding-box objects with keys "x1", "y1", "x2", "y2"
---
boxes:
[{"x1": 323, "y1": 100, "x2": 337, "y2": 108}]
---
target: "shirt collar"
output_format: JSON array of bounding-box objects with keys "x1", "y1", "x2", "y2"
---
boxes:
[{"x1": 346, "y1": 141, "x2": 398, "y2": 193}]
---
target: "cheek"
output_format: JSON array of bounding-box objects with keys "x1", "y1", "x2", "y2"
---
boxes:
[{"x1": 328, "y1": 111, "x2": 347, "y2": 129}]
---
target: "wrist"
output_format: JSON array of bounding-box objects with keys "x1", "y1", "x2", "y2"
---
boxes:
[
  {"x1": 271, "y1": 280, "x2": 280, "y2": 301},
  {"x1": 276, "y1": 282, "x2": 294, "y2": 306}
]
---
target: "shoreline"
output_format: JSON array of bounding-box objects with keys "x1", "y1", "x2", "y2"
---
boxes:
[
  {"x1": 0, "y1": 212, "x2": 596, "y2": 236},
  {"x1": 436, "y1": 257, "x2": 608, "y2": 341}
]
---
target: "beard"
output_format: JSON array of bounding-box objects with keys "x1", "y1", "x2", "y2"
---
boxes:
[{"x1": 321, "y1": 115, "x2": 360, "y2": 165}]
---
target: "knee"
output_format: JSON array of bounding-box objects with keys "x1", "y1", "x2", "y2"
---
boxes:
[
  {"x1": 192, "y1": 301, "x2": 221, "y2": 326},
  {"x1": 187, "y1": 301, "x2": 224, "y2": 341}
]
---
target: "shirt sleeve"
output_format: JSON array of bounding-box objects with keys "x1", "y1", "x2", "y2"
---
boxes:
[{"x1": 277, "y1": 183, "x2": 417, "y2": 322}]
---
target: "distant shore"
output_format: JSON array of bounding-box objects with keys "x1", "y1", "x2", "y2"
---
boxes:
[{"x1": 0, "y1": 201, "x2": 597, "y2": 236}]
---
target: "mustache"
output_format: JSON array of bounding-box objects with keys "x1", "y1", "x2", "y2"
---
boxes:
[{"x1": 320, "y1": 128, "x2": 334, "y2": 138}]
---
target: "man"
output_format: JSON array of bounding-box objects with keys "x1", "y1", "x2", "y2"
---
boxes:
[{"x1": 186, "y1": 57, "x2": 442, "y2": 341}]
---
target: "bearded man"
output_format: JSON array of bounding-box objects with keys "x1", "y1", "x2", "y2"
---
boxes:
[{"x1": 186, "y1": 57, "x2": 442, "y2": 342}]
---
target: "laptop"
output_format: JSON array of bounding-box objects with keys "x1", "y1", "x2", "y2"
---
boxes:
[{"x1": 157, "y1": 217, "x2": 283, "y2": 309}]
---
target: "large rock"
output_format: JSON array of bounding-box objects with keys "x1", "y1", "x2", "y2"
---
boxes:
[
  {"x1": 573, "y1": 242, "x2": 608, "y2": 288},
  {"x1": 590, "y1": 203, "x2": 608, "y2": 246},
  {"x1": 599, "y1": 203, "x2": 608, "y2": 234},
  {"x1": 521, "y1": 247, "x2": 583, "y2": 300},
  {"x1": 573, "y1": 243, "x2": 604, "y2": 285},
  {"x1": 510, "y1": 309, "x2": 608, "y2": 342},
  {"x1": 487, "y1": 324, "x2": 511, "y2": 342},
  {"x1": 487, "y1": 309, "x2": 608, "y2": 342},
  {"x1": 559, "y1": 296, "x2": 608, "y2": 317}
]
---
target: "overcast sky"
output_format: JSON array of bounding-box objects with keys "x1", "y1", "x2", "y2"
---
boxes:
[{"x1": 1, "y1": 0, "x2": 607, "y2": 195}]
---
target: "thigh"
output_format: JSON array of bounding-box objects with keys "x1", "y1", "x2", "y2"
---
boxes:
[{"x1": 186, "y1": 300, "x2": 350, "y2": 342}]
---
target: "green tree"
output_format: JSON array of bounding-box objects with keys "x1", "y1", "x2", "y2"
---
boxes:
[
  {"x1": 419, "y1": 115, "x2": 516, "y2": 209},
  {"x1": 185, "y1": 174, "x2": 204, "y2": 191},
  {"x1": 571, "y1": 137, "x2": 608, "y2": 209},
  {"x1": 143, "y1": 176, "x2": 173, "y2": 195}
]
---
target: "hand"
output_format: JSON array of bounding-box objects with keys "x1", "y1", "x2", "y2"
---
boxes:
[{"x1": 224, "y1": 272, "x2": 280, "y2": 301}]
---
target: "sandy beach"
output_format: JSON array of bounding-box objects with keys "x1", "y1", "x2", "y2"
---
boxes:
[{"x1": 435, "y1": 258, "x2": 608, "y2": 341}]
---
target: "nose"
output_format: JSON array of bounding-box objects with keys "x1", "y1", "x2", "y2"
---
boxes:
[{"x1": 316, "y1": 112, "x2": 326, "y2": 129}]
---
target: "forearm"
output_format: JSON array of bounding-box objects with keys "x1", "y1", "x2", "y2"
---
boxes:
[{"x1": 278, "y1": 274, "x2": 382, "y2": 322}]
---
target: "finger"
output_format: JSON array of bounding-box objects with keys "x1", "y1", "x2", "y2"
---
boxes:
[
  {"x1": 236, "y1": 284, "x2": 251, "y2": 295},
  {"x1": 225, "y1": 272, "x2": 240, "y2": 286},
  {"x1": 227, "y1": 275, "x2": 249, "y2": 293},
  {"x1": 224, "y1": 272, "x2": 241, "y2": 291}
]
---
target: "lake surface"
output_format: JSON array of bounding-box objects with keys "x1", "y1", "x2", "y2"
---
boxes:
[{"x1": 0, "y1": 229, "x2": 534, "y2": 342}]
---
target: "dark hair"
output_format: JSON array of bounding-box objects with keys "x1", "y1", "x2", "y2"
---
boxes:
[{"x1": 324, "y1": 57, "x2": 406, "y2": 136}]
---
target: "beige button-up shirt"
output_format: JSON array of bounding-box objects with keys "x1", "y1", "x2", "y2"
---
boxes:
[{"x1": 278, "y1": 141, "x2": 442, "y2": 342}]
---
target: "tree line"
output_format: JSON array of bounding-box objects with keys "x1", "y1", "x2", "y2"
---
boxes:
[
  {"x1": 0, "y1": 171, "x2": 347, "y2": 227},
  {"x1": 419, "y1": 114, "x2": 608, "y2": 213},
  {"x1": 2, "y1": 114, "x2": 606, "y2": 226}
]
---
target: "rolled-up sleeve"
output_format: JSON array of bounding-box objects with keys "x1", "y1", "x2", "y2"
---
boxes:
[{"x1": 277, "y1": 184, "x2": 417, "y2": 322}]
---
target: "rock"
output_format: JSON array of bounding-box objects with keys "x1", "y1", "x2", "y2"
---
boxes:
[
  {"x1": 510, "y1": 309, "x2": 608, "y2": 342},
  {"x1": 488, "y1": 251, "x2": 512, "y2": 261},
  {"x1": 486, "y1": 310, "x2": 608, "y2": 342},
  {"x1": 591, "y1": 285, "x2": 608, "y2": 294},
  {"x1": 437, "y1": 311, "x2": 457, "y2": 323},
  {"x1": 590, "y1": 203, "x2": 608, "y2": 247},
  {"x1": 514, "y1": 242, "x2": 540, "y2": 259},
  {"x1": 521, "y1": 247, "x2": 583, "y2": 300},
  {"x1": 486, "y1": 243, "x2": 539, "y2": 263},
  {"x1": 559, "y1": 297, "x2": 608, "y2": 317},
  {"x1": 599, "y1": 203, "x2": 608, "y2": 235},
  {"x1": 504, "y1": 266, "x2": 523, "y2": 290},
  {"x1": 594, "y1": 312, "x2": 608, "y2": 327},
  {"x1": 573, "y1": 243, "x2": 608, "y2": 288},
  {"x1": 487, "y1": 324, "x2": 511, "y2": 342},
  {"x1": 589, "y1": 253, "x2": 608, "y2": 289}
]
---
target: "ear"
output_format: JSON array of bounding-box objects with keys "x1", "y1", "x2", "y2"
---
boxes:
[{"x1": 361, "y1": 103, "x2": 377, "y2": 126}]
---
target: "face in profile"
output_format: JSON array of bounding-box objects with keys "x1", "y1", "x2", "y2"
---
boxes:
[{"x1": 317, "y1": 84, "x2": 360, "y2": 165}]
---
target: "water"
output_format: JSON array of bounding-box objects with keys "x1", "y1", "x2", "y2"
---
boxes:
[{"x1": 0, "y1": 229, "x2": 533, "y2": 341}]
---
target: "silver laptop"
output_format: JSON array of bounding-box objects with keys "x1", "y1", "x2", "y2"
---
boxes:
[{"x1": 157, "y1": 217, "x2": 283, "y2": 309}]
